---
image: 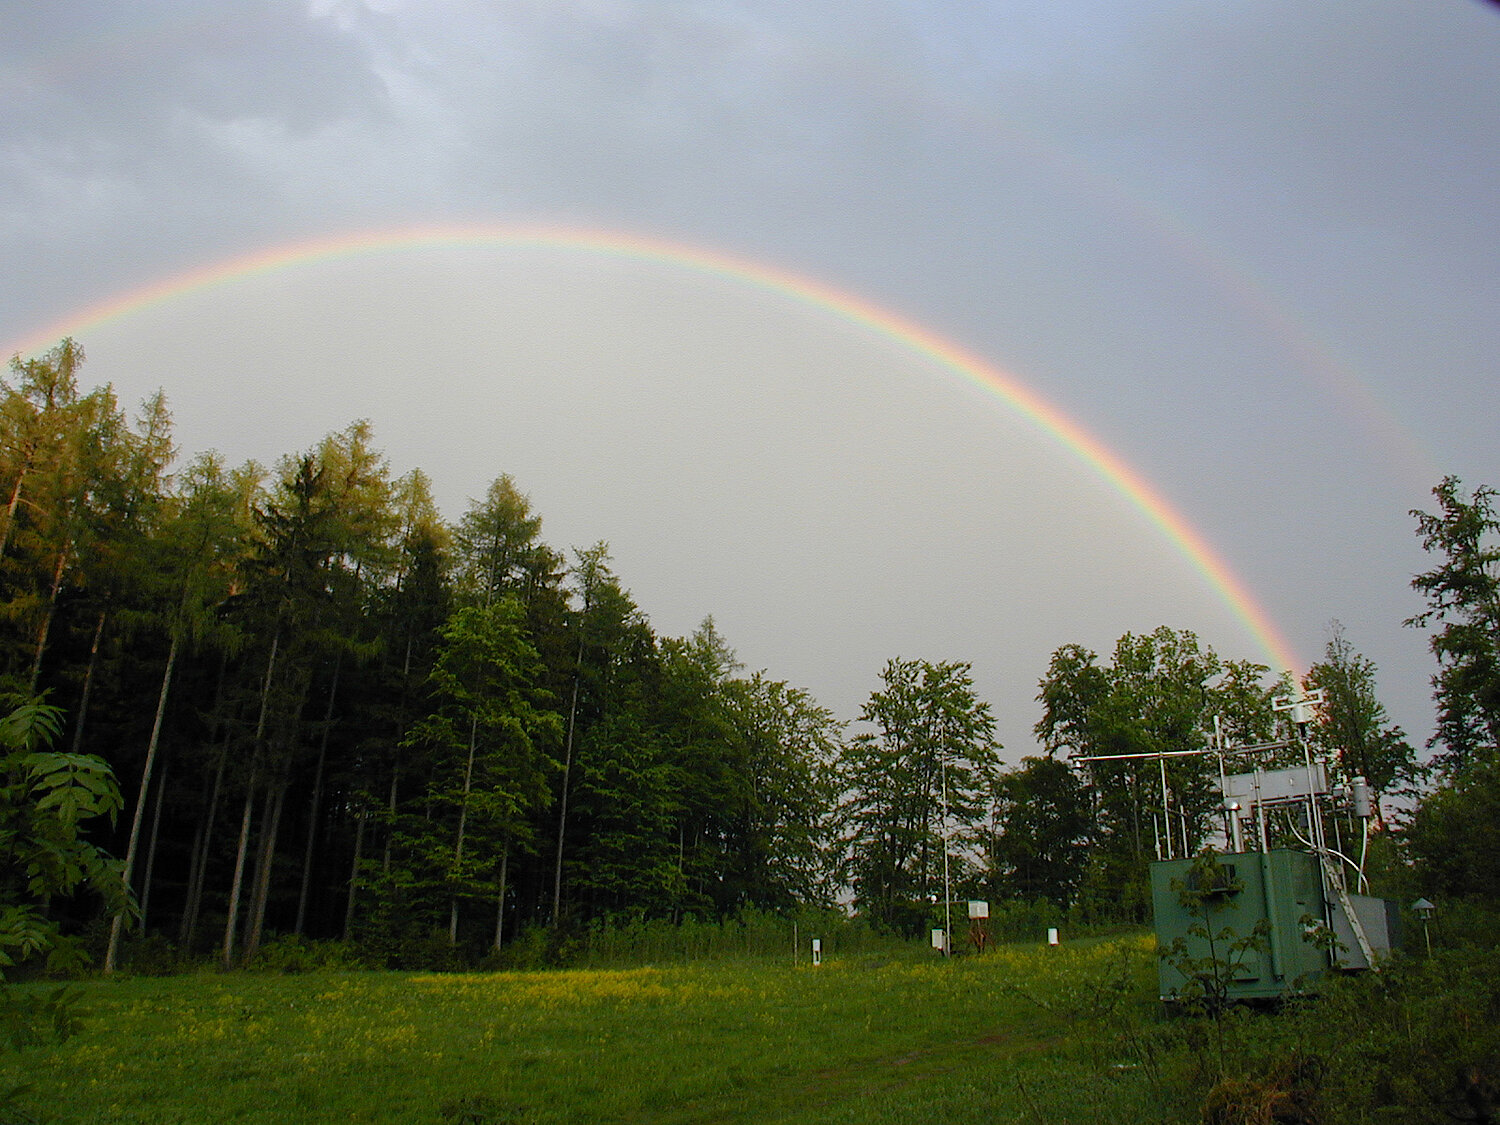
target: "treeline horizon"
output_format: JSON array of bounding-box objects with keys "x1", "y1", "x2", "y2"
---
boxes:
[{"x1": 7, "y1": 337, "x2": 1486, "y2": 975}]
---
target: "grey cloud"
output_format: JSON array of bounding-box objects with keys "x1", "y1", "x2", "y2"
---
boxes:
[{"x1": 1, "y1": 0, "x2": 1495, "y2": 751}]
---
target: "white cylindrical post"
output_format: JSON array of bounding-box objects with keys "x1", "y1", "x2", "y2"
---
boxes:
[
  {"x1": 811, "y1": 938, "x2": 822, "y2": 967},
  {"x1": 1047, "y1": 927, "x2": 1059, "y2": 946}
]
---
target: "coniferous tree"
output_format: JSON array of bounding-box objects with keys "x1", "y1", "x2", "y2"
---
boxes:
[
  {"x1": 350, "y1": 469, "x2": 451, "y2": 944},
  {"x1": 403, "y1": 600, "x2": 561, "y2": 947},
  {"x1": 104, "y1": 453, "x2": 254, "y2": 971}
]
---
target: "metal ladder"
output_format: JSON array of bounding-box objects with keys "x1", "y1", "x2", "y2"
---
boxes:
[{"x1": 1318, "y1": 851, "x2": 1377, "y2": 969}]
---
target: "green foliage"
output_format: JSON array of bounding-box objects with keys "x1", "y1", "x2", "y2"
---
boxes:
[
  {"x1": 987, "y1": 754, "x2": 1091, "y2": 909},
  {"x1": 1305, "y1": 622, "x2": 1419, "y2": 818},
  {"x1": 1071, "y1": 848, "x2": 1153, "y2": 925},
  {"x1": 1405, "y1": 759, "x2": 1500, "y2": 902},
  {"x1": 839, "y1": 658, "x2": 999, "y2": 931},
  {"x1": 1034, "y1": 628, "x2": 1277, "y2": 914},
  {"x1": 1161, "y1": 851, "x2": 1270, "y2": 1020},
  {"x1": 717, "y1": 672, "x2": 842, "y2": 911},
  {"x1": 0, "y1": 697, "x2": 129, "y2": 979},
  {"x1": 0, "y1": 985, "x2": 85, "y2": 1050},
  {"x1": 401, "y1": 598, "x2": 561, "y2": 937},
  {"x1": 1408, "y1": 475, "x2": 1500, "y2": 770},
  {"x1": 1147, "y1": 943, "x2": 1500, "y2": 1124},
  {"x1": 1403, "y1": 479, "x2": 1500, "y2": 908},
  {"x1": 572, "y1": 907, "x2": 892, "y2": 967},
  {"x1": 249, "y1": 934, "x2": 369, "y2": 974}
]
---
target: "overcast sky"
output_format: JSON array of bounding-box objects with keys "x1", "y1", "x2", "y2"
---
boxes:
[{"x1": 3, "y1": 1, "x2": 1496, "y2": 758}]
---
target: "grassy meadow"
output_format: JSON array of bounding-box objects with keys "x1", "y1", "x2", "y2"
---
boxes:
[{"x1": 1, "y1": 936, "x2": 1165, "y2": 1124}]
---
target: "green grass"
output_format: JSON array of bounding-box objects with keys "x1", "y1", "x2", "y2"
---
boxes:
[{"x1": 0, "y1": 936, "x2": 1164, "y2": 1124}]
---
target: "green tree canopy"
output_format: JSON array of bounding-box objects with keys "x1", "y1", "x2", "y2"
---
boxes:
[
  {"x1": 839, "y1": 658, "x2": 999, "y2": 933},
  {"x1": 1034, "y1": 627, "x2": 1275, "y2": 919},
  {"x1": 1408, "y1": 476, "x2": 1500, "y2": 771},
  {"x1": 986, "y1": 754, "x2": 1090, "y2": 909},
  {"x1": 1304, "y1": 622, "x2": 1417, "y2": 821},
  {"x1": 0, "y1": 697, "x2": 129, "y2": 974}
]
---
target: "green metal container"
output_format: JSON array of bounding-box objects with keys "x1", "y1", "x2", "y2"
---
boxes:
[{"x1": 1150, "y1": 849, "x2": 1329, "y2": 1002}]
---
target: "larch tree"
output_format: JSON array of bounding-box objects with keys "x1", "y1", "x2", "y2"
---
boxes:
[
  {"x1": 348, "y1": 468, "x2": 451, "y2": 941},
  {"x1": 0, "y1": 344, "x2": 137, "y2": 695},
  {"x1": 222, "y1": 424, "x2": 396, "y2": 966},
  {"x1": 104, "y1": 452, "x2": 253, "y2": 972},
  {"x1": 0, "y1": 339, "x2": 86, "y2": 562}
]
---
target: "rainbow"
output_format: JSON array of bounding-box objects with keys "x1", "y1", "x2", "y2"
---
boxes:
[{"x1": 8, "y1": 222, "x2": 1303, "y2": 675}]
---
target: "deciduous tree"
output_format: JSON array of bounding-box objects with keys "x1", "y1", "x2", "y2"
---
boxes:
[
  {"x1": 0, "y1": 697, "x2": 129, "y2": 975},
  {"x1": 1035, "y1": 627, "x2": 1276, "y2": 919},
  {"x1": 986, "y1": 755, "x2": 1090, "y2": 909},
  {"x1": 839, "y1": 658, "x2": 999, "y2": 932},
  {"x1": 403, "y1": 600, "x2": 561, "y2": 947},
  {"x1": 1408, "y1": 476, "x2": 1500, "y2": 770},
  {"x1": 1304, "y1": 622, "x2": 1417, "y2": 823}
]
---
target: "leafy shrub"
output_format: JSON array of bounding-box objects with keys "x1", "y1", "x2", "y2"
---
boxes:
[
  {"x1": 250, "y1": 934, "x2": 369, "y2": 973},
  {"x1": 0, "y1": 985, "x2": 85, "y2": 1050},
  {"x1": 1135, "y1": 941, "x2": 1500, "y2": 1123},
  {"x1": 114, "y1": 933, "x2": 186, "y2": 977},
  {"x1": 392, "y1": 928, "x2": 468, "y2": 972}
]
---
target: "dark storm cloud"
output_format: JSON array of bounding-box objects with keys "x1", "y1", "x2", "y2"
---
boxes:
[{"x1": 1, "y1": 0, "x2": 1495, "y2": 750}]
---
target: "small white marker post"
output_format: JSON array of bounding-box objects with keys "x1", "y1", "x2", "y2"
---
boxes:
[
  {"x1": 1047, "y1": 927, "x2": 1060, "y2": 946},
  {"x1": 811, "y1": 938, "x2": 822, "y2": 967}
]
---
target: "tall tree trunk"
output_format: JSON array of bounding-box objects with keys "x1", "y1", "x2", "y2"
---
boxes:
[
  {"x1": 343, "y1": 813, "x2": 366, "y2": 941},
  {"x1": 70, "y1": 608, "x2": 107, "y2": 754},
  {"x1": 29, "y1": 544, "x2": 70, "y2": 693},
  {"x1": 180, "y1": 818, "x2": 208, "y2": 947},
  {"x1": 551, "y1": 667, "x2": 583, "y2": 924},
  {"x1": 493, "y1": 843, "x2": 510, "y2": 950},
  {"x1": 0, "y1": 456, "x2": 32, "y2": 560},
  {"x1": 139, "y1": 756, "x2": 169, "y2": 933},
  {"x1": 223, "y1": 627, "x2": 280, "y2": 968},
  {"x1": 105, "y1": 630, "x2": 179, "y2": 973},
  {"x1": 448, "y1": 712, "x2": 479, "y2": 945},
  {"x1": 384, "y1": 634, "x2": 414, "y2": 878},
  {"x1": 383, "y1": 763, "x2": 399, "y2": 878},
  {"x1": 182, "y1": 731, "x2": 230, "y2": 946},
  {"x1": 180, "y1": 649, "x2": 231, "y2": 946},
  {"x1": 246, "y1": 774, "x2": 288, "y2": 959},
  {"x1": 295, "y1": 655, "x2": 342, "y2": 934},
  {"x1": 221, "y1": 768, "x2": 258, "y2": 970}
]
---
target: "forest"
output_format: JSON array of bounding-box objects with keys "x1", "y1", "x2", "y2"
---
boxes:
[{"x1": 3, "y1": 337, "x2": 1496, "y2": 977}]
